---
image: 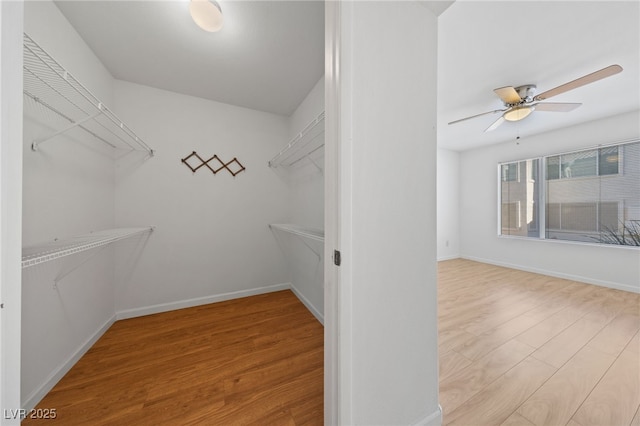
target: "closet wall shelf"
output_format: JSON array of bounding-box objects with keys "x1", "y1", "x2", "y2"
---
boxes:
[
  {"x1": 23, "y1": 33, "x2": 154, "y2": 156},
  {"x1": 269, "y1": 224, "x2": 324, "y2": 243},
  {"x1": 268, "y1": 111, "x2": 325, "y2": 168},
  {"x1": 22, "y1": 227, "x2": 154, "y2": 269}
]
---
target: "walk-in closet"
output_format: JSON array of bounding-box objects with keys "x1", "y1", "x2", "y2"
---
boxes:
[{"x1": 18, "y1": 0, "x2": 325, "y2": 415}]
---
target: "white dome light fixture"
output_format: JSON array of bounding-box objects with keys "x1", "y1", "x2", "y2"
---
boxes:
[
  {"x1": 503, "y1": 105, "x2": 534, "y2": 122},
  {"x1": 190, "y1": 0, "x2": 223, "y2": 32}
]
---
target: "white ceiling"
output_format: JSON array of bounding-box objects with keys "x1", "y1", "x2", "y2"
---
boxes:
[
  {"x1": 55, "y1": 1, "x2": 639, "y2": 150},
  {"x1": 438, "y1": 1, "x2": 640, "y2": 151},
  {"x1": 55, "y1": 0, "x2": 325, "y2": 117}
]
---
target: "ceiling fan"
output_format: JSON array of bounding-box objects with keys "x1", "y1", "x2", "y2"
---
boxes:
[{"x1": 448, "y1": 64, "x2": 623, "y2": 132}]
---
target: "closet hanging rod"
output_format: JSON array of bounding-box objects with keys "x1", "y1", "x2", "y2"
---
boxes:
[
  {"x1": 22, "y1": 227, "x2": 154, "y2": 269},
  {"x1": 23, "y1": 33, "x2": 154, "y2": 156},
  {"x1": 268, "y1": 111, "x2": 325, "y2": 168},
  {"x1": 23, "y1": 88, "x2": 120, "y2": 150}
]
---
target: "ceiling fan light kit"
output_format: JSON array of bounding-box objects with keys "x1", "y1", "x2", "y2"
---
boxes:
[
  {"x1": 190, "y1": 0, "x2": 224, "y2": 32},
  {"x1": 449, "y1": 64, "x2": 623, "y2": 132},
  {"x1": 503, "y1": 105, "x2": 534, "y2": 122}
]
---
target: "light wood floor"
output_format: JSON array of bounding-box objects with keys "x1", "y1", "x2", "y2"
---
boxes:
[
  {"x1": 439, "y1": 259, "x2": 640, "y2": 426},
  {"x1": 25, "y1": 260, "x2": 640, "y2": 425}
]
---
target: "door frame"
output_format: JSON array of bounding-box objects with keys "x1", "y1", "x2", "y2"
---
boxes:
[{"x1": 0, "y1": 2, "x2": 24, "y2": 424}]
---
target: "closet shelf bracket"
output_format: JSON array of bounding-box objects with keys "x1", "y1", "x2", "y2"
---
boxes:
[
  {"x1": 306, "y1": 154, "x2": 323, "y2": 174},
  {"x1": 31, "y1": 109, "x2": 103, "y2": 151}
]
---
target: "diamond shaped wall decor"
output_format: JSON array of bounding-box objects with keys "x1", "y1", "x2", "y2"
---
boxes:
[{"x1": 181, "y1": 151, "x2": 246, "y2": 177}]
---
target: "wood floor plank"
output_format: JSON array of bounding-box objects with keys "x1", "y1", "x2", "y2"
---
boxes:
[
  {"x1": 632, "y1": 406, "x2": 640, "y2": 426},
  {"x1": 580, "y1": 287, "x2": 632, "y2": 325},
  {"x1": 625, "y1": 330, "x2": 640, "y2": 354},
  {"x1": 531, "y1": 317, "x2": 607, "y2": 368},
  {"x1": 440, "y1": 339, "x2": 536, "y2": 416},
  {"x1": 212, "y1": 367, "x2": 323, "y2": 425},
  {"x1": 515, "y1": 306, "x2": 585, "y2": 348},
  {"x1": 586, "y1": 311, "x2": 640, "y2": 356},
  {"x1": 439, "y1": 326, "x2": 477, "y2": 354},
  {"x1": 439, "y1": 350, "x2": 473, "y2": 380},
  {"x1": 500, "y1": 411, "x2": 536, "y2": 426},
  {"x1": 517, "y1": 345, "x2": 616, "y2": 426},
  {"x1": 444, "y1": 356, "x2": 556, "y2": 426},
  {"x1": 571, "y1": 348, "x2": 640, "y2": 426},
  {"x1": 460, "y1": 295, "x2": 540, "y2": 336},
  {"x1": 454, "y1": 312, "x2": 540, "y2": 361}
]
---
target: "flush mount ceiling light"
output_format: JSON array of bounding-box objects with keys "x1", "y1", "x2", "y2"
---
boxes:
[{"x1": 190, "y1": 0, "x2": 223, "y2": 32}]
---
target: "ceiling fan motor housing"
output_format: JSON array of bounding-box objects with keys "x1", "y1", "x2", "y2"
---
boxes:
[{"x1": 512, "y1": 84, "x2": 537, "y2": 105}]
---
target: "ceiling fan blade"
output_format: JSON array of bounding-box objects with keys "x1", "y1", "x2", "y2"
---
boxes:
[
  {"x1": 448, "y1": 108, "x2": 506, "y2": 125},
  {"x1": 494, "y1": 86, "x2": 521, "y2": 104},
  {"x1": 534, "y1": 64, "x2": 623, "y2": 101},
  {"x1": 485, "y1": 115, "x2": 505, "y2": 132},
  {"x1": 533, "y1": 102, "x2": 582, "y2": 112}
]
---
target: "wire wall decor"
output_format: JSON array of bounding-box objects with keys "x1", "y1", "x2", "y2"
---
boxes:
[{"x1": 181, "y1": 151, "x2": 246, "y2": 177}]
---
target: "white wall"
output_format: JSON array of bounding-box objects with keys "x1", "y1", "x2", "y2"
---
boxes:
[
  {"x1": 460, "y1": 110, "x2": 640, "y2": 293},
  {"x1": 288, "y1": 76, "x2": 325, "y2": 231},
  {"x1": 23, "y1": 0, "x2": 116, "y2": 246},
  {"x1": 337, "y1": 2, "x2": 440, "y2": 424},
  {"x1": 290, "y1": 76, "x2": 325, "y2": 145},
  {"x1": 21, "y1": 0, "x2": 119, "y2": 410},
  {"x1": 437, "y1": 148, "x2": 460, "y2": 260},
  {"x1": 112, "y1": 80, "x2": 291, "y2": 316},
  {"x1": 1, "y1": 1, "x2": 24, "y2": 422},
  {"x1": 272, "y1": 76, "x2": 325, "y2": 323}
]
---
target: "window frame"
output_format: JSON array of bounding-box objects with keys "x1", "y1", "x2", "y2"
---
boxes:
[{"x1": 497, "y1": 139, "x2": 638, "y2": 249}]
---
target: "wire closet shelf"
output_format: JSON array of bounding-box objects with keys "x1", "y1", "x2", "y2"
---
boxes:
[
  {"x1": 22, "y1": 227, "x2": 154, "y2": 269},
  {"x1": 23, "y1": 33, "x2": 154, "y2": 155},
  {"x1": 268, "y1": 111, "x2": 325, "y2": 168},
  {"x1": 269, "y1": 224, "x2": 324, "y2": 243}
]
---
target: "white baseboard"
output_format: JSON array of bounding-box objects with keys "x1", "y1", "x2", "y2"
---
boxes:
[
  {"x1": 290, "y1": 284, "x2": 324, "y2": 325},
  {"x1": 437, "y1": 255, "x2": 460, "y2": 262},
  {"x1": 22, "y1": 315, "x2": 116, "y2": 412},
  {"x1": 412, "y1": 404, "x2": 443, "y2": 426},
  {"x1": 116, "y1": 282, "x2": 292, "y2": 320},
  {"x1": 462, "y1": 255, "x2": 640, "y2": 294}
]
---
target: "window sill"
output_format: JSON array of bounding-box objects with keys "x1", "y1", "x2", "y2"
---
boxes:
[{"x1": 497, "y1": 234, "x2": 640, "y2": 251}]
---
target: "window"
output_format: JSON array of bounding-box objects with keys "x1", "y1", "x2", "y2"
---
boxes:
[
  {"x1": 500, "y1": 159, "x2": 539, "y2": 237},
  {"x1": 546, "y1": 146, "x2": 620, "y2": 180},
  {"x1": 599, "y1": 146, "x2": 620, "y2": 176},
  {"x1": 546, "y1": 202, "x2": 620, "y2": 241},
  {"x1": 501, "y1": 162, "x2": 519, "y2": 182},
  {"x1": 499, "y1": 141, "x2": 640, "y2": 246}
]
